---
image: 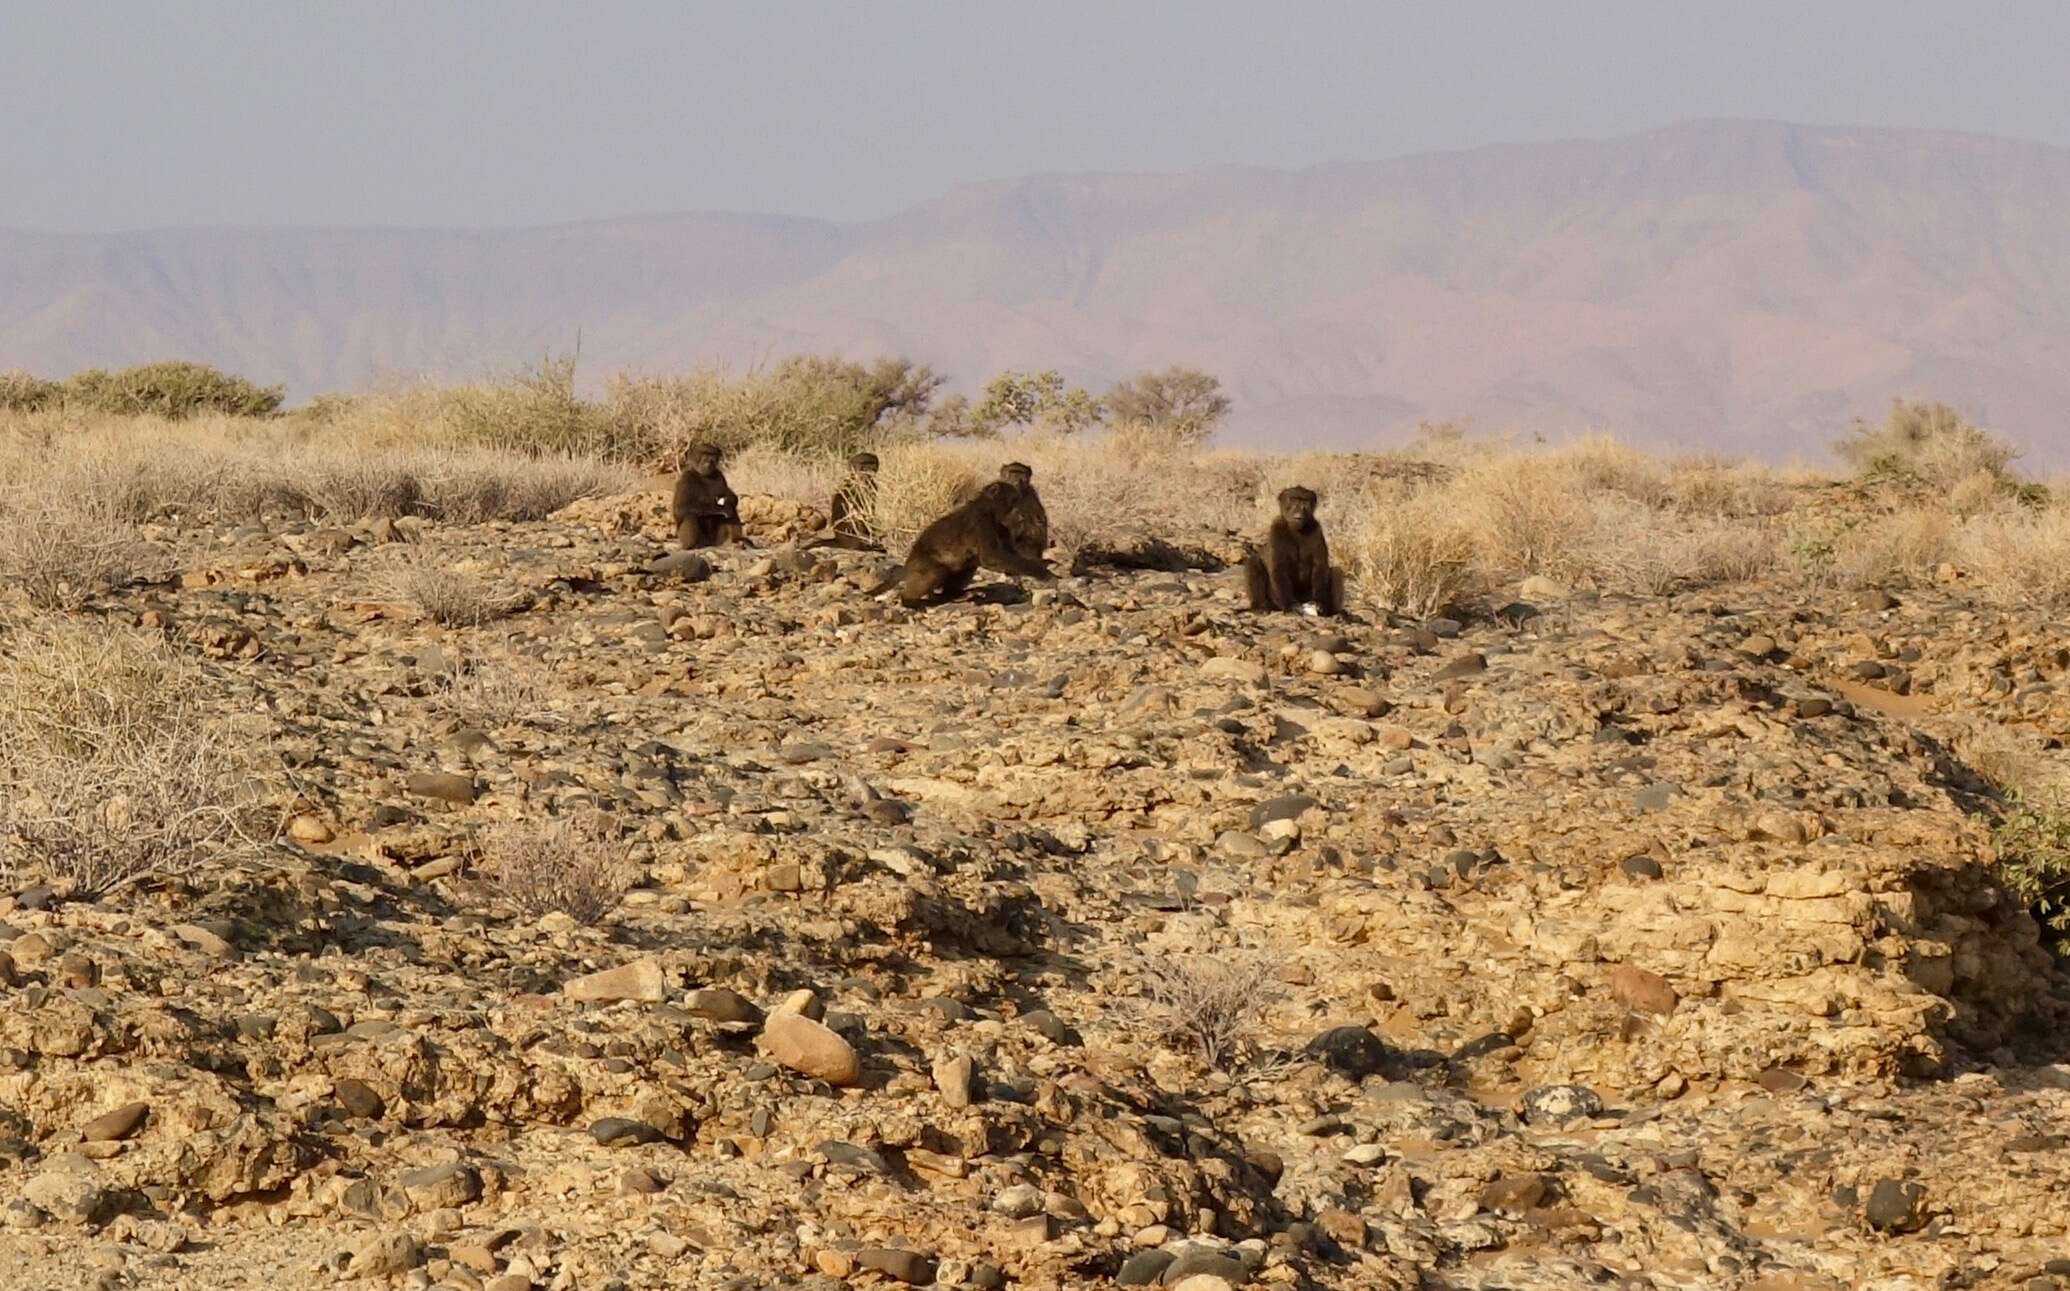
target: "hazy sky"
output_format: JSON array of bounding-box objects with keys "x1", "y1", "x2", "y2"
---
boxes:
[{"x1": 5, "y1": 0, "x2": 2069, "y2": 231}]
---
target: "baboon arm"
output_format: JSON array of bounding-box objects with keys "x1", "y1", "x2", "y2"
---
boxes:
[
  {"x1": 976, "y1": 525, "x2": 1052, "y2": 577},
  {"x1": 1267, "y1": 554, "x2": 1299, "y2": 610}
]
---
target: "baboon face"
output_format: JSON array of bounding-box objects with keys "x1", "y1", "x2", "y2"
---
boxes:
[
  {"x1": 849, "y1": 452, "x2": 880, "y2": 474},
  {"x1": 976, "y1": 481, "x2": 1021, "y2": 515},
  {"x1": 689, "y1": 446, "x2": 723, "y2": 474},
  {"x1": 999, "y1": 462, "x2": 1033, "y2": 489},
  {"x1": 1278, "y1": 486, "x2": 1319, "y2": 531}
]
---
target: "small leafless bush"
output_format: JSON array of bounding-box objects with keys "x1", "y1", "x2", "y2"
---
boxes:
[
  {"x1": 1946, "y1": 470, "x2": 2004, "y2": 520},
  {"x1": 428, "y1": 644, "x2": 553, "y2": 728},
  {"x1": 1676, "y1": 520, "x2": 1781, "y2": 586},
  {"x1": 382, "y1": 555, "x2": 524, "y2": 627},
  {"x1": 0, "y1": 723, "x2": 271, "y2": 899},
  {"x1": 1134, "y1": 951, "x2": 1287, "y2": 1072},
  {"x1": 299, "y1": 455, "x2": 428, "y2": 520},
  {"x1": 1835, "y1": 398, "x2": 2019, "y2": 489},
  {"x1": 724, "y1": 442, "x2": 842, "y2": 507},
  {"x1": 442, "y1": 353, "x2": 615, "y2": 459},
  {"x1": 1555, "y1": 434, "x2": 1673, "y2": 508},
  {"x1": 1104, "y1": 419, "x2": 1197, "y2": 466},
  {"x1": 605, "y1": 356, "x2": 941, "y2": 466},
  {"x1": 1455, "y1": 455, "x2": 1595, "y2": 580},
  {"x1": 1954, "y1": 720, "x2": 2057, "y2": 800},
  {"x1": 473, "y1": 814, "x2": 634, "y2": 925}
]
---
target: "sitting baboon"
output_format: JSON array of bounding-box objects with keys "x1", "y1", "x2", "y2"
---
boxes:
[
  {"x1": 807, "y1": 451, "x2": 882, "y2": 550},
  {"x1": 1243, "y1": 485, "x2": 1342, "y2": 616},
  {"x1": 997, "y1": 461, "x2": 1049, "y2": 561},
  {"x1": 880, "y1": 482, "x2": 1056, "y2": 607},
  {"x1": 671, "y1": 444, "x2": 746, "y2": 549}
]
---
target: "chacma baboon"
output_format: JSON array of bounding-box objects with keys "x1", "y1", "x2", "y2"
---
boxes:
[
  {"x1": 807, "y1": 451, "x2": 882, "y2": 550},
  {"x1": 1243, "y1": 485, "x2": 1342, "y2": 615},
  {"x1": 671, "y1": 444, "x2": 746, "y2": 549},
  {"x1": 996, "y1": 461, "x2": 1049, "y2": 561},
  {"x1": 879, "y1": 481, "x2": 1056, "y2": 607}
]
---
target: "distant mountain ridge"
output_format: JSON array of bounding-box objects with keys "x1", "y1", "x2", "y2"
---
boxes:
[{"x1": 6, "y1": 119, "x2": 2070, "y2": 462}]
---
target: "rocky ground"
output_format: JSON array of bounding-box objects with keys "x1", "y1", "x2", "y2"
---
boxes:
[{"x1": 3, "y1": 483, "x2": 2070, "y2": 1291}]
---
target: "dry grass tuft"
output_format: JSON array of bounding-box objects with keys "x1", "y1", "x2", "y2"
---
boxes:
[
  {"x1": 473, "y1": 814, "x2": 634, "y2": 925},
  {"x1": 1835, "y1": 398, "x2": 2020, "y2": 490},
  {"x1": 868, "y1": 445, "x2": 984, "y2": 553},
  {"x1": 0, "y1": 617, "x2": 201, "y2": 752},
  {"x1": 1453, "y1": 455, "x2": 1597, "y2": 580},
  {"x1": 0, "y1": 617, "x2": 271, "y2": 898},
  {"x1": 0, "y1": 490, "x2": 142, "y2": 610},
  {"x1": 428, "y1": 644, "x2": 554, "y2": 728},
  {"x1": 1333, "y1": 485, "x2": 1479, "y2": 617},
  {"x1": 1827, "y1": 508, "x2": 1953, "y2": 590},
  {"x1": 1952, "y1": 504, "x2": 2070, "y2": 609}
]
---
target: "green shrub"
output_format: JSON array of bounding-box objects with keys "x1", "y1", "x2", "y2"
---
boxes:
[
  {"x1": 1994, "y1": 789, "x2": 2070, "y2": 951},
  {"x1": 444, "y1": 352, "x2": 614, "y2": 458},
  {"x1": 0, "y1": 371, "x2": 62, "y2": 413},
  {"x1": 971, "y1": 369, "x2": 1103, "y2": 435},
  {"x1": 60, "y1": 362, "x2": 284, "y2": 419},
  {"x1": 605, "y1": 355, "x2": 943, "y2": 463},
  {"x1": 1102, "y1": 366, "x2": 1231, "y2": 444}
]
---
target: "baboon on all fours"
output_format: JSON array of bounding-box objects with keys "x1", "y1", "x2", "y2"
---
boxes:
[
  {"x1": 880, "y1": 481, "x2": 1056, "y2": 608},
  {"x1": 671, "y1": 444, "x2": 746, "y2": 549},
  {"x1": 997, "y1": 461, "x2": 1049, "y2": 561},
  {"x1": 1243, "y1": 485, "x2": 1343, "y2": 616},
  {"x1": 806, "y1": 451, "x2": 882, "y2": 550}
]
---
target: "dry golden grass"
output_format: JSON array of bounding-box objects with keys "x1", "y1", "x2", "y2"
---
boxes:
[
  {"x1": 0, "y1": 617, "x2": 272, "y2": 898},
  {"x1": 6, "y1": 397, "x2": 2065, "y2": 620},
  {"x1": 0, "y1": 487, "x2": 141, "y2": 610},
  {"x1": 1952, "y1": 503, "x2": 2070, "y2": 609},
  {"x1": 0, "y1": 409, "x2": 633, "y2": 529},
  {"x1": 1331, "y1": 485, "x2": 1478, "y2": 617}
]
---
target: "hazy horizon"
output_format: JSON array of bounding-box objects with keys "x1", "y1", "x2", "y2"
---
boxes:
[
  {"x1": 11, "y1": 114, "x2": 2070, "y2": 238},
  {"x1": 7, "y1": 1, "x2": 2070, "y2": 232}
]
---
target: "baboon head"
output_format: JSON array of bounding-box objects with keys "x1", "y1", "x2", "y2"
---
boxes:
[
  {"x1": 848, "y1": 451, "x2": 881, "y2": 474},
  {"x1": 999, "y1": 462, "x2": 1034, "y2": 489},
  {"x1": 1277, "y1": 486, "x2": 1319, "y2": 531},
  {"x1": 975, "y1": 480, "x2": 1022, "y2": 516},
  {"x1": 687, "y1": 444, "x2": 723, "y2": 474}
]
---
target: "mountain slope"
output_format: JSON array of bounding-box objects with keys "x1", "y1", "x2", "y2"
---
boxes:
[{"x1": 6, "y1": 120, "x2": 2070, "y2": 461}]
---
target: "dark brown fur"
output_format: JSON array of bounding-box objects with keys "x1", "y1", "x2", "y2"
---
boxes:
[
  {"x1": 997, "y1": 461, "x2": 1049, "y2": 561},
  {"x1": 671, "y1": 445, "x2": 746, "y2": 549},
  {"x1": 1243, "y1": 486, "x2": 1341, "y2": 615},
  {"x1": 808, "y1": 451, "x2": 882, "y2": 551},
  {"x1": 882, "y1": 481, "x2": 1055, "y2": 607}
]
